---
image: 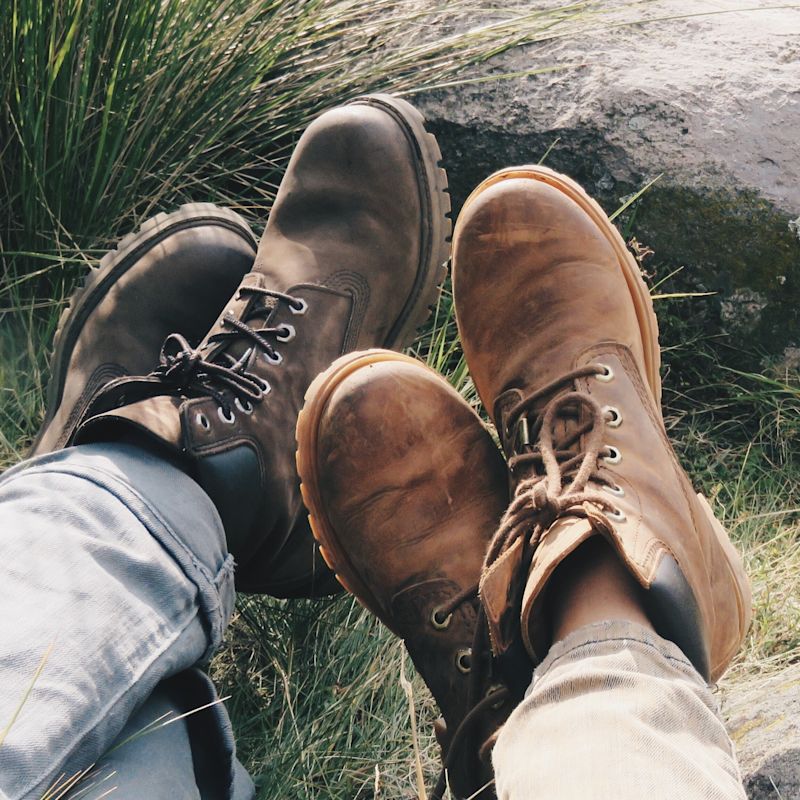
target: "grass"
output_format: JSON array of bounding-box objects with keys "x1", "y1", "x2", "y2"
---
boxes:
[
  {"x1": 1, "y1": 0, "x2": 799, "y2": 797},
  {"x1": 0, "y1": 0, "x2": 601, "y2": 465}
]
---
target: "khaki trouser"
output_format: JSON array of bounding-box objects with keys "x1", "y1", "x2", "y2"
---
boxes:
[{"x1": 493, "y1": 620, "x2": 746, "y2": 800}]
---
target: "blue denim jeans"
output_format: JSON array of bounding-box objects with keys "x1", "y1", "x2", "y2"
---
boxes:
[{"x1": 0, "y1": 444, "x2": 253, "y2": 800}]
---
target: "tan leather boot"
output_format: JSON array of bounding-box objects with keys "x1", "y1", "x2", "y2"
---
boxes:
[
  {"x1": 72, "y1": 95, "x2": 451, "y2": 597},
  {"x1": 296, "y1": 349, "x2": 516, "y2": 799},
  {"x1": 452, "y1": 166, "x2": 751, "y2": 682},
  {"x1": 31, "y1": 204, "x2": 256, "y2": 455}
]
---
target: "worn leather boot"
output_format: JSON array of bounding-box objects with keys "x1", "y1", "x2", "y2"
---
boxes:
[
  {"x1": 296, "y1": 349, "x2": 516, "y2": 799},
  {"x1": 72, "y1": 95, "x2": 451, "y2": 597},
  {"x1": 31, "y1": 204, "x2": 256, "y2": 455},
  {"x1": 452, "y1": 166, "x2": 751, "y2": 682}
]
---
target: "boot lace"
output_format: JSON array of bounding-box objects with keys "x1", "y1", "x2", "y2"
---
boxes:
[
  {"x1": 430, "y1": 364, "x2": 621, "y2": 799},
  {"x1": 485, "y1": 364, "x2": 619, "y2": 572},
  {"x1": 150, "y1": 287, "x2": 306, "y2": 416},
  {"x1": 431, "y1": 582, "x2": 509, "y2": 800}
]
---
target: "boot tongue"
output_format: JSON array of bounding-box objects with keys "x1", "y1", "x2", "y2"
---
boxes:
[{"x1": 199, "y1": 272, "x2": 279, "y2": 366}]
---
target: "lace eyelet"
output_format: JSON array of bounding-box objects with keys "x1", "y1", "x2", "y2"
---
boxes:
[
  {"x1": 254, "y1": 377, "x2": 272, "y2": 395},
  {"x1": 602, "y1": 483, "x2": 625, "y2": 498},
  {"x1": 602, "y1": 445, "x2": 622, "y2": 465},
  {"x1": 195, "y1": 413, "x2": 211, "y2": 431},
  {"x1": 607, "y1": 507, "x2": 627, "y2": 523},
  {"x1": 235, "y1": 397, "x2": 254, "y2": 414},
  {"x1": 217, "y1": 406, "x2": 236, "y2": 424},
  {"x1": 264, "y1": 350, "x2": 283, "y2": 365},
  {"x1": 517, "y1": 417, "x2": 530, "y2": 448},
  {"x1": 486, "y1": 684, "x2": 507, "y2": 710},
  {"x1": 276, "y1": 323, "x2": 296, "y2": 343},
  {"x1": 595, "y1": 364, "x2": 614, "y2": 382},
  {"x1": 290, "y1": 298, "x2": 308, "y2": 315},
  {"x1": 431, "y1": 607, "x2": 453, "y2": 630},
  {"x1": 455, "y1": 648, "x2": 472, "y2": 674},
  {"x1": 602, "y1": 405, "x2": 622, "y2": 428}
]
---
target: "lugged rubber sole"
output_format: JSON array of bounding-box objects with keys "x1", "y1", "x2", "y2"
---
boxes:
[
  {"x1": 296, "y1": 348, "x2": 431, "y2": 633},
  {"x1": 31, "y1": 203, "x2": 257, "y2": 454},
  {"x1": 458, "y1": 165, "x2": 662, "y2": 406},
  {"x1": 349, "y1": 94, "x2": 452, "y2": 349}
]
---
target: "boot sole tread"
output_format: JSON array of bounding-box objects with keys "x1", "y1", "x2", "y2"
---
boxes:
[{"x1": 350, "y1": 94, "x2": 452, "y2": 349}]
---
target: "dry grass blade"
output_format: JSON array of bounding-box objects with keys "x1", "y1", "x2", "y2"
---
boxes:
[
  {"x1": 400, "y1": 649, "x2": 427, "y2": 800},
  {"x1": 0, "y1": 642, "x2": 53, "y2": 750}
]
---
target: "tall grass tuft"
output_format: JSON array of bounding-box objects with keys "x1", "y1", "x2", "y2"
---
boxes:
[
  {"x1": 0, "y1": 0, "x2": 599, "y2": 297},
  {"x1": 0, "y1": 0, "x2": 603, "y2": 465}
]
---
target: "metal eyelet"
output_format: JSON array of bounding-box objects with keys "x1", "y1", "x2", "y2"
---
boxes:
[
  {"x1": 276, "y1": 323, "x2": 296, "y2": 342},
  {"x1": 431, "y1": 607, "x2": 453, "y2": 630},
  {"x1": 254, "y1": 377, "x2": 272, "y2": 395},
  {"x1": 486, "y1": 684, "x2": 507, "y2": 710},
  {"x1": 602, "y1": 445, "x2": 622, "y2": 465},
  {"x1": 217, "y1": 406, "x2": 236, "y2": 424},
  {"x1": 602, "y1": 405, "x2": 623, "y2": 428},
  {"x1": 455, "y1": 648, "x2": 472, "y2": 674},
  {"x1": 196, "y1": 413, "x2": 211, "y2": 431},
  {"x1": 290, "y1": 298, "x2": 308, "y2": 315},
  {"x1": 607, "y1": 507, "x2": 627, "y2": 523},
  {"x1": 595, "y1": 364, "x2": 614, "y2": 382},
  {"x1": 517, "y1": 417, "x2": 530, "y2": 448},
  {"x1": 235, "y1": 397, "x2": 254, "y2": 414},
  {"x1": 602, "y1": 483, "x2": 625, "y2": 498},
  {"x1": 264, "y1": 350, "x2": 283, "y2": 365}
]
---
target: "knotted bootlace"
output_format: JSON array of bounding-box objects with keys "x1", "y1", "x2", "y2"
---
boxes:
[
  {"x1": 484, "y1": 364, "x2": 620, "y2": 574},
  {"x1": 149, "y1": 286, "x2": 306, "y2": 416},
  {"x1": 429, "y1": 364, "x2": 623, "y2": 799}
]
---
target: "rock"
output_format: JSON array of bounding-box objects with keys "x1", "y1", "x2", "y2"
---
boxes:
[
  {"x1": 723, "y1": 663, "x2": 800, "y2": 799},
  {"x1": 417, "y1": 0, "x2": 800, "y2": 366}
]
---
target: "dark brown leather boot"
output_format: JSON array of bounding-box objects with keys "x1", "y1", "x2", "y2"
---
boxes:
[
  {"x1": 296, "y1": 349, "x2": 515, "y2": 799},
  {"x1": 31, "y1": 204, "x2": 256, "y2": 455},
  {"x1": 72, "y1": 95, "x2": 451, "y2": 598},
  {"x1": 452, "y1": 165, "x2": 751, "y2": 682}
]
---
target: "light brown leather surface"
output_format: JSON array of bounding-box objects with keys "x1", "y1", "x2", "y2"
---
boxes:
[
  {"x1": 297, "y1": 350, "x2": 511, "y2": 798},
  {"x1": 453, "y1": 167, "x2": 750, "y2": 682}
]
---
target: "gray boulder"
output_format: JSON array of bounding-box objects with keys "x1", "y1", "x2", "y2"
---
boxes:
[
  {"x1": 418, "y1": 0, "x2": 800, "y2": 365},
  {"x1": 723, "y1": 663, "x2": 800, "y2": 799}
]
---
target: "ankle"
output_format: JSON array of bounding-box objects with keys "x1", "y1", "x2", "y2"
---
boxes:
[{"x1": 548, "y1": 536, "x2": 654, "y2": 645}]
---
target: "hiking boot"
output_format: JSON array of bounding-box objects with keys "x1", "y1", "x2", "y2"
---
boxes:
[
  {"x1": 31, "y1": 204, "x2": 257, "y2": 455},
  {"x1": 72, "y1": 95, "x2": 451, "y2": 597},
  {"x1": 296, "y1": 349, "x2": 515, "y2": 799},
  {"x1": 452, "y1": 166, "x2": 751, "y2": 682}
]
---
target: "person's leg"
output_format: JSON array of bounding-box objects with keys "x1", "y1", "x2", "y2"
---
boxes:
[
  {"x1": 3, "y1": 206, "x2": 255, "y2": 800},
  {"x1": 0, "y1": 443, "x2": 247, "y2": 800},
  {"x1": 294, "y1": 353, "x2": 748, "y2": 800},
  {"x1": 87, "y1": 670, "x2": 253, "y2": 800},
  {"x1": 491, "y1": 539, "x2": 746, "y2": 799},
  {"x1": 3, "y1": 93, "x2": 452, "y2": 798}
]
